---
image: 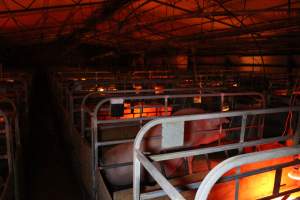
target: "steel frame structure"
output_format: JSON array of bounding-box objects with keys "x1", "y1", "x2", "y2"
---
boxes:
[
  {"x1": 52, "y1": 69, "x2": 203, "y2": 128},
  {"x1": 52, "y1": 69, "x2": 300, "y2": 200},
  {"x1": 0, "y1": 0, "x2": 298, "y2": 55},
  {"x1": 0, "y1": 109, "x2": 12, "y2": 200},
  {"x1": 133, "y1": 106, "x2": 300, "y2": 200},
  {"x1": 0, "y1": 98, "x2": 20, "y2": 200},
  {"x1": 0, "y1": 71, "x2": 30, "y2": 200},
  {"x1": 0, "y1": 73, "x2": 30, "y2": 116},
  {"x1": 51, "y1": 69, "x2": 208, "y2": 199},
  {"x1": 85, "y1": 91, "x2": 265, "y2": 199},
  {"x1": 52, "y1": 70, "x2": 270, "y2": 199},
  {"x1": 195, "y1": 146, "x2": 300, "y2": 200}
]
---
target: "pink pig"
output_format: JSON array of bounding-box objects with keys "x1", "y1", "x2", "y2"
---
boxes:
[{"x1": 102, "y1": 108, "x2": 229, "y2": 186}]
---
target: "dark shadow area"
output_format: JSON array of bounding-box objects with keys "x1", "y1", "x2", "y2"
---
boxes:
[{"x1": 25, "y1": 68, "x2": 83, "y2": 200}]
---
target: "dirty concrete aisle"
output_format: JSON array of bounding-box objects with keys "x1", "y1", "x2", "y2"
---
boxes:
[{"x1": 26, "y1": 69, "x2": 83, "y2": 200}]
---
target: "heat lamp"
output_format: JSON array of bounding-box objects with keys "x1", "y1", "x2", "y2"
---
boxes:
[
  {"x1": 288, "y1": 154, "x2": 300, "y2": 181},
  {"x1": 6, "y1": 79, "x2": 14, "y2": 83},
  {"x1": 97, "y1": 87, "x2": 104, "y2": 92},
  {"x1": 110, "y1": 84, "x2": 117, "y2": 91},
  {"x1": 232, "y1": 83, "x2": 238, "y2": 87},
  {"x1": 133, "y1": 84, "x2": 142, "y2": 93},
  {"x1": 193, "y1": 96, "x2": 202, "y2": 104},
  {"x1": 154, "y1": 85, "x2": 164, "y2": 94},
  {"x1": 288, "y1": 167, "x2": 300, "y2": 181},
  {"x1": 221, "y1": 103, "x2": 230, "y2": 112}
]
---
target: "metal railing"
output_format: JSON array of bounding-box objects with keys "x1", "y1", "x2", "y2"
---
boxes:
[
  {"x1": 0, "y1": 72, "x2": 29, "y2": 200},
  {"x1": 195, "y1": 146, "x2": 300, "y2": 200},
  {"x1": 0, "y1": 108, "x2": 14, "y2": 200},
  {"x1": 133, "y1": 107, "x2": 300, "y2": 200},
  {"x1": 0, "y1": 76, "x2": 29, "y2": 116},
  {"x1": 85, "y1": 92, "x2": 265, "y2": 200},
  {"x1": 77, "y1": 88, "x2": 201, "y2": 129}
]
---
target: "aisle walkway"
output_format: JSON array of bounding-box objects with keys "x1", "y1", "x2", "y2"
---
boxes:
[{"x1": 26, "y1": 70, "x2": 83, "y2": 200}]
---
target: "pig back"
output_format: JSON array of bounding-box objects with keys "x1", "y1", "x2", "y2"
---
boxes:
[{"x1": 102, "y1": 107, "x2": 227, "y2": 186}]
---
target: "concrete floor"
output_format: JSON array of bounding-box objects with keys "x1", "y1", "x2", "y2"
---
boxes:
[{"x1": 25, "y1": 69, "x2": 83, "y2": 200}]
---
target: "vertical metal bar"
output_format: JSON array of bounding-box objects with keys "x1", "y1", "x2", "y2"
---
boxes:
[
  {"x1": 219, "y1": 94, "x2": 224, "y2": 145},
  {"x1": 257, "y1": 115, "x2": 262, "y2": 138},
  {"x1": 64, "y1": 88, "x2": 68, "y2": 110},
  {"x1": 15, "y1": 115, "x2": 21, "y2": 146},
  {"x1": 293, "y1": 111, "x2": 300, "y2": 145},
  {"x1": 192, "y1": 48, "x2": 198, "y2": 84},
  {"x1": 24, "y1": 81, "x2": 29, "y2": 115},
  {"x1": 221, "y1": 93, "x2": 224, "y2": 111},
  {"x1": 91, "y1": 114, "x2": 98, "y2": 200},
  {"x1": 140, "y1": 103, "x2": 143, "y2": 118},
  {"x1": 288, "y1": 0, "x2": 291, "y2": 17},
  {"x1": 14, "y1": 115, "x2": 20, "y2": 200},
  {"x1": 133, "y1": 149, "x2": 141, "y2": 200},
  {"x1": 273, "y1": 168, "x2": 282, "y2": 195},
  {"x1": 205, "y1": 154, "x2": 211, "y2": 170},
  {"x1": 2, "y1": 113, "x2": 15, "y2": 199},
  {"x1": 80, "y1": 106, "x2": 85, "y2": 137},
  {"x1": 164, "y1": 97, "x2": 168, "y2": 116},
  {"x1": 239, "y1": 114, "x2": 247, "y2": 153},
  {"x1": 70, "y1": 94, "x2": 74, "y2": 127},
  {"x1": 4, "y1": 115, "x2": 12, "y2": 173},
  {"x1": 234, "y1": 167, "x2": 240, "y2": 200}
]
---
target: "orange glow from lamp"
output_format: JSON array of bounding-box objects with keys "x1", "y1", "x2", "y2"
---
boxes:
[
  {"x1": 288, "y1": 167, "x2": 300, "y2": 181},
  {"x1": 288, "y1": 155, "x2": 300, "y2": 181},
  {"x1": 273, "y1": 89, "x2": 288, "y2": 96},
  {"x1": 154, "y1": 85, "x2": 164, "y2": 94},
  {"x1": 133, "y1": 84, "x2": 142, "y2": 94},
  {"x1": 232, "y1": 83, "x2": 238, "y2": 87},
  {"x1": 97, "y1": 87, "x2": 105, "y2": 92},
  {"x1": 221, "y1": 103, "x2": 230, "y2": 112},
  {"x1": 6, "y1": 79, "x2": 14, "y2": 83},
  {"x1": 193, "y1": 96, "x2": 202, "y2": 104},
  {"x1": 108, "y1": 85, "x2": 117, "y2": 91},
  {"x1": 80, "y1": 78, "x2": 86, "y2": 81}
]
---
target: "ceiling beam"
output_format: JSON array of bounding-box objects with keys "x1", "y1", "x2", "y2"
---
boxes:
[{"x1": 0, "y1": 1, "x2": 106, "y2": 16}]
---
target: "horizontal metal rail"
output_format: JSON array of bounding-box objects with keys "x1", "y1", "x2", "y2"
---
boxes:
[
  {"x1": 70, "y1": 88, "x2": 200, "y2": 127},
  {"x1": 88, "y1": 92, "x2": 265, "y2": 200},
  {"x1": 96, "y1": 125, "x2": 263, "y2": 148},
  {"x1": 82, "y1": 88, "x2": 204, "y2": 115},
  {"x1": 93, "y1": 92, "x2": 265, "y2": 117},
  {"x1": 140, "y1": 154, "x2": 300, "y2": 200},
  {"x1": 149, "y1": 135, "x2": 292, "y2": 162},
  {"x1": 133, "y1": 106, "x2": 300, "y2": 200},
  {"x1": 195, "y1": 146, "x2": 300, "y2": 200}
]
